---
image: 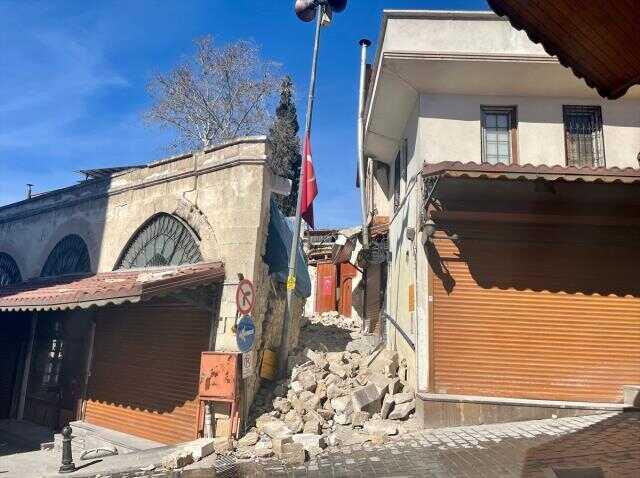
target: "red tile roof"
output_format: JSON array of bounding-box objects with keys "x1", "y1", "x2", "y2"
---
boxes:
[
  {"x1": 0, "y1": 262, "x2": 225, "y2": 312},
  {"x1": 422, "y1": 162, "x2": 640, "y2": 184}
]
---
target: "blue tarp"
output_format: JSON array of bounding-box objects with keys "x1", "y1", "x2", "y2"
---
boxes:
[{"x1": 264, "y1": 198, "x2": 311, "y2": 299}]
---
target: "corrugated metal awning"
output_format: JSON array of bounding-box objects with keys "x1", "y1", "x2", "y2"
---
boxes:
[
  {"x1": 0, "y1": 262, "x2": 225, "y2": 312},
  {"x1": 422, "y1": 162, "x2": 640, "y2": 184}
]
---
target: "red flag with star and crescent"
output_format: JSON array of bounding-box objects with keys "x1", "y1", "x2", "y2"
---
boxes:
[{"x1": 301, "y1": 132, "x2": 318, "y2": 228}]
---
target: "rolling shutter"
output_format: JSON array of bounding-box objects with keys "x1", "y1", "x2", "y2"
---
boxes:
[
  {"x1": 84, "y1": 302, "x2": 210, "y2": 444},
  {"x1": 432, "y1": 225, "x2": 640, "y2": 403}
]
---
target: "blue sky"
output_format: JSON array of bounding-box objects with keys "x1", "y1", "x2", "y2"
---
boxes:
[{"x1": 0, "y1": 0, "x2": 488, "y2": 227}]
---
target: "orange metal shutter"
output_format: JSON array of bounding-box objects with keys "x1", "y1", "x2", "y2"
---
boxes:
[
  {"x1": 432, "y1": 228, "x2": 640, "y2": 403},
  {"x1": 315, "y1": 262, "x2": 337, "y2": 313},
  {"x1": 84, "y1": 302, "x2": 210, "y2": 444}
]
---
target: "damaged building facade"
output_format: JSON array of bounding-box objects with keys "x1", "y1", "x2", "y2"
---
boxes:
[
  {"x1": 0, "y1": 136, "x2": 308, "y2": 446},
  {"x1": 360, "y1": 10, "x2": 640, "y2": 426}
]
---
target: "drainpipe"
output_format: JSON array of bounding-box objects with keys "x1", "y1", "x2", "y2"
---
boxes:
[{"x1": 357, "y1": 39, "x2": 371, "y2": 249}]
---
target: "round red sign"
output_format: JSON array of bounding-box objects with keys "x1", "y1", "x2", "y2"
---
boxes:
[{"x1": 236, "y1": 279, "x2": 256, "y2": 315}]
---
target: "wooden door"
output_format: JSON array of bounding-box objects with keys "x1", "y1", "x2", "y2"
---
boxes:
[
  {"x1": 339, "y1": 263, "x2": 358, "y2": 317},
  {"x1": 315, "y1": 262, "x2": 337, "y2": 313},
  {"x1": 25, "y1": 314, "x2": 89, "y2": 430}
]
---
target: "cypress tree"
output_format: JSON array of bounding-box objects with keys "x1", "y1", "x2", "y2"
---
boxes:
[{"x1": 268, "y1": 76, "x2": 302, "y2": 216}]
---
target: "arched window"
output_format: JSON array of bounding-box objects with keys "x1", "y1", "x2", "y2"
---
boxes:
[
  {"x1": 0, "y1": 253, "x2": 21, "y2": 286},
  {"x1": 116, "y1": 213, "x2": 202, "y2": 270},
  {"x1": 41, "y1": 234, "x2": 91, "y2": 277}
]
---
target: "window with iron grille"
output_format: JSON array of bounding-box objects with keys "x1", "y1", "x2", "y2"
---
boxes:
[
  {"x1": 116, "y1": 213, "x2": 202, "y2": 269},
  {"x1": 41, "y1": 234, "x2": 91, "y2": 277},
  {"x1": 563, "y1": 105, "x2": 605, "y2": 167},
  {"x1": 481, "y1": 106, "x2": 517, "y2": 165},
  {"x1": 0, "y1": 252, "x2": 21, "y2": 286}
]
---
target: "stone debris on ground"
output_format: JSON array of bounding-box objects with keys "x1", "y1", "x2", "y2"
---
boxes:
[{"x1": 229, "y1": 312, "x2": 420, "y2": 465}]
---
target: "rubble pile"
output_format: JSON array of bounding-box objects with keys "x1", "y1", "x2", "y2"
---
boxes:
[{"x1": 229, "y1": 313, "x2": 418, "y2": 465}]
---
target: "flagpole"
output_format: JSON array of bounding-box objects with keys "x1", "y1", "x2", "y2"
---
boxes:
[{"x1": 278, "y1": 2, "x2": 324, "y2": 379}]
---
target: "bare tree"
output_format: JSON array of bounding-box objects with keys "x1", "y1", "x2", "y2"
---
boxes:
[{"x1": 146, "y1": 36, "x2": 281, "y2": 151}]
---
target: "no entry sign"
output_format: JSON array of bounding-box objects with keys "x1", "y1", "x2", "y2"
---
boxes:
[{"x1": 236, "y1": 279, "x2": 256, "y2": 315}]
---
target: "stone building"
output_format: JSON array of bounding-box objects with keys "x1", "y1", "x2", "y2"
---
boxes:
[{"x1": 0, "y1": 136, "x2": 307, "y2": 446}]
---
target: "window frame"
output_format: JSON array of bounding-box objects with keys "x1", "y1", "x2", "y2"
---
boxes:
[
  {"x1": 480, "y1": 106, "x2": 518, "y2": 165},
  {"x1": 562, "y1": 105, "x2": 606, "y2": 168},
  {"x1": 393, "y1": 150, "x2": 401, "y2": 213}
]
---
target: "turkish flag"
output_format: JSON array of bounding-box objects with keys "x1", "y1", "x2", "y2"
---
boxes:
[{"x1": 301, "y1": 132, "x2": 318, "y2": 228}]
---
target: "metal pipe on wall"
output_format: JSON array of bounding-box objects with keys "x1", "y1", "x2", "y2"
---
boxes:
[{"x1": 357, "y1": 39, "x2": 371, "y2": 249}]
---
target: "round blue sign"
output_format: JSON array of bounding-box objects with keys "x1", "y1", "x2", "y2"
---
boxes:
[{"x1": 236, "y1": 315, "x2": 256, "y2": 353}]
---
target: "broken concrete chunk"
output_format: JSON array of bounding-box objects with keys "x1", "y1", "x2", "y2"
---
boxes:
[
  {"x1": 297, "y1": 371, "x2": 317, "y2": 392},
  {"x1": 326, "y1": 351, "x2": 344, "y2": 363},
  {"x1": 393, "y1": 392, "x2": 414, "y2": 405},
  {"x1": 351, "y1": 411, "x2": 370, "y2": 428},
  {"x1": 330, "y1": 395, "x2": 353, "y2": 414},
  {"x1": 388, "y1": 400, "x2": 415, "y2": 420},
  {"x1": 254, "y1": 447, "x2": 274, "y2": 458},
  {"x1": 334, "y1": 413, "x2": 352, "y2": 425},
  {"x1": 271, "y1": 436, "x2": 293, "y2": 456},
  {"x1": 328, "y1": 361, "x2": 348, "y2": 379},
  {"x1": 326, "y1": 383, "x2": 343, "y2": 400},
  {"x1": 336, "y1": 429, "x2": 371, "y2": 446},
  {"x1": 368, "y1": 349, "x2": 399, "y2": 378},
  {"x1": 317, "y1": 408, "x2": 335, "y2": 421},
  {"x1": 364, "y1": 419, "x2": 398, "y2": 436},
  {"x1": 352, "y1": 383, "x2": 384, "y2": 414},
  {"x1": 388, "y1": 378, "x2": 402, "y2": 395},
  {"x1": 283, "y1": 410, "x2": 305, "y2": 434},
  {"x1": 273, "y1": 397, "x2": 292, "y2": 414},
  {"x1": 303, "y1": 419, "x2": 321, "y2": 434},
  {"x1": 238, "y1": 431, "x2": 260, "y2": 448},
  {"x1": 161, "y1": 451, "x2": 194, "y2": 470},
  {"x1": 279, "y1": 442, "x2": 306, "y2": 465},
  {"x1": 292, "y1": 433, "x2": 326, "y2": 451},
  {"x1": 214, "y1": 437, "x2": 234, "y2": 454},
  {"x1": 381, "y1": 394, "x2": 394, "y2": 419},
  {"x1": 256, "y1": 415, "x2": 293, "y2": 439},
  {"x1": 181, "y1": 438, "x2": 216, "y2": 461}
]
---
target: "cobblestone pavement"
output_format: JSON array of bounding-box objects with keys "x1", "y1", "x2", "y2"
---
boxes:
[
  {"x1": 246, "y1": 412, "x2": 640, "y2": 478},
  {"x1": 13, "y1": 412, "x2": 639, "y2": 478}
]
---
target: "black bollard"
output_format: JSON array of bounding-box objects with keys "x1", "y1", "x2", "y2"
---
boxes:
[{"x1": 59, "y1": 425, "x2": 76, "y2": 473}]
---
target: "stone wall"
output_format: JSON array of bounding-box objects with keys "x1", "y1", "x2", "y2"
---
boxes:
[{"x1": 0, "y1": 135, "x2": 304, "y2": 433}]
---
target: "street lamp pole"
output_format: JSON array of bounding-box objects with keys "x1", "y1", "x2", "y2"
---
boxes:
[{"x1": 278, "y1": 1, "x2": 325, "y2": 379}]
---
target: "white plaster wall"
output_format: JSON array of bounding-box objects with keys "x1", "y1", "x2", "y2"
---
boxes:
[
  {"x1": 385, "y1": 100, "x2": 423, "y2": 388},
  {"x1": 421, "y1": 93, "x2": 640, "y2": 168},
  {"x1": 383, "y1": 13, "x2": 546, "y2": 57}
]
